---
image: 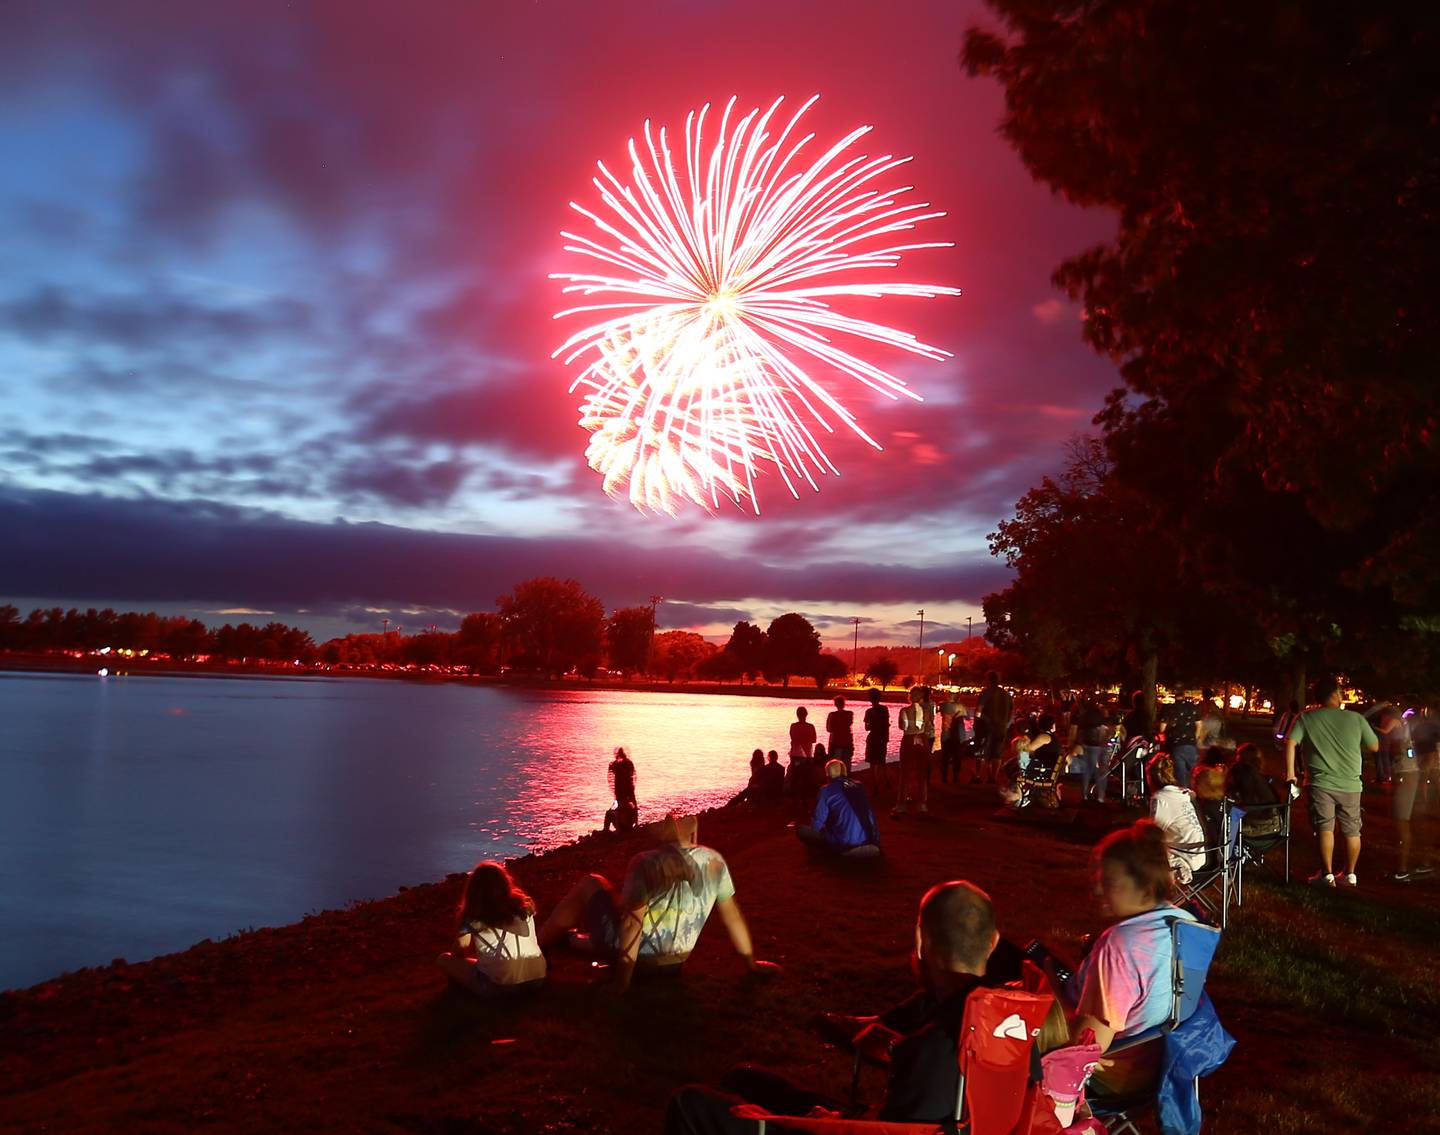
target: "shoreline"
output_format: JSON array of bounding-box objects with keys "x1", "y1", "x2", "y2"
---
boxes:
[
  {"x1": 0, "y1": 654, "x2": 917, "y2": 701},
  {"x1": 3, "y1": 773, "x2": 1435, "y2": 1133}
]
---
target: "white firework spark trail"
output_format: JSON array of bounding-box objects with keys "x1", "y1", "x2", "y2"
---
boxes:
[{"x1": 552, "y1": 95, "x2": 960, "y2": 515}]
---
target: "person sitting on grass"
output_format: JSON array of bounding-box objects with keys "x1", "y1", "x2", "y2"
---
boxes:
[
  {"x1": 999, "y1": 713, "x2": 1058, "y2": 808},
  {"x1": 537, "y1": 813, "x2": 779, "y2": 992},
  {"x1": 1147, "y1": 754, "x2": 1207, "y2": 883},
  {"x1": 796, "y1": 758, "x2": 881, "y2": 857},
  {"x1": 761, "y1": 750, "x2": 787, "y2": 803},
  {"x1": 1038, "y1": 820, "x2": 1197, "y2": 1099},
  {"x1": 603, "y1": 746, "x2": 639, "y2": 833},
  {"x1": 664, "y1": 881, "x2": 1004, "y2": 1133},
  {"x1": 785, "y1": 744, "x2": 818, "y2": 817},
  {"x1": 730, "y1": 749, "x2": 767, "y2": 806},
  {"x1": 436, "y1": 861, "x2": 547, "y2": 997}
]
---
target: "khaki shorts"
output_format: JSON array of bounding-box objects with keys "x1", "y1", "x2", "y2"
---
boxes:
[{"x1": 1308, "y1": 786, "x2": 1362, "y2": 837}]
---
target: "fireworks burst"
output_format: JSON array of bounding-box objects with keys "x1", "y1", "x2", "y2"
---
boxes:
[{"x1": 552, "y1": 95, "x2": 960, "y2": 515}]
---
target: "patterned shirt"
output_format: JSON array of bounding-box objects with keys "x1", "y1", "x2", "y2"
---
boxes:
[{"x1": 620, "y1": 845, "x2": 735, "y2": 962}]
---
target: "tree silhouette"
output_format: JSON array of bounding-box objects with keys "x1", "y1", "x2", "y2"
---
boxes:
[
  {"x1": 865, "y1": 655, "x2": 900, "y2": 690},
  {"x1": 496, "y1": 577, "x2": 605, "y2": 677},
  {"x1": 764, "y1": 613, "x2": 822, "y2": 688},
  {"x1": 964, "y1": 2, "x2": 1440, "y2": 699},
  {"x1": 812, "y1": 653, "x2": 849, "y2": 689},
  {"x1": 606, "y1": 607, "x2": 654, "y2": 676},
  {"x1": 723, "y1": 620, "x2": 768, "y2": 683}
]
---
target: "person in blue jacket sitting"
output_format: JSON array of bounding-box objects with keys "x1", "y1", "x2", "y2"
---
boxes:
[{"x1": 796, "y1": 758, "x2": 881, "y2": 857}]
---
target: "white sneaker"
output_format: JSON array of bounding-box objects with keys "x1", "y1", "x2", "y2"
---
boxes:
[
  {"x1": 1309, "y1": 871, "x2": 1336, "y2": 887},
  {"x1": 1342, "y1": 873, "x2": 1358, "y2": 887}
]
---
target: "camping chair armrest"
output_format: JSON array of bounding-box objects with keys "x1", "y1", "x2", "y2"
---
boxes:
[
  {"x1": 1104, "y1": 1023, "x2": 1168, "y2": 1054},
  {"x1": 729, "y1": 1104, "x2": 941, "y2": 1135}
]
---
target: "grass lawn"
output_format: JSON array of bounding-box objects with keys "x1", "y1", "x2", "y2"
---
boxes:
[{"x1": 3, "y1": 763, "x2": 1438, "y2": 1134}]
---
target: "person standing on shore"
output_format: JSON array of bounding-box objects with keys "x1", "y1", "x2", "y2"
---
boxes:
[
  {"x1": 1285, "y1": 678, "x2": 1379, "y2": 887},
  {"x1": 864, "y1": 688, "x2": 892, "y2": 796},
  {"x1": 937, "y1": 689, "x2": 965, "y2": 784},
  {"x1": 975, "y1": 671, "x2": 1013, "y2": 785},
  {"x1": 826, "y1": 696, "x2": 855, "y2": 773},
  {"x1": 893, "y1": 687, "x2": 930, "y2": 818},
  {"x1": 789, "y1": 706, "x2": 817, "y2": 760},
  {"x1": 921, "y1": 687, "x2": 939, "y2": 787}
]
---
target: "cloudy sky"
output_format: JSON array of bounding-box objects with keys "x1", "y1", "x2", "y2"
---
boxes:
[{"x1": 1, "y1": 0, "x2": 1116, "y2": 647}]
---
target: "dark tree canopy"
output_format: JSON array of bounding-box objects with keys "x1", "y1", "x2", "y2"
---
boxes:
[
  {"x1": 496, "y1": 577, "x2": 605, "y2": 677},
  {"x1": 966, "y1": 2, "x2": 1440, "y2": 698},
  {"x1": 605, "y1": 606, "x2": 654, "y2": 676},
  {"x1": 723, "y1": 620, "x2": 769, "y2": 682},
  {"x1": 811, "y1": 652, "x2": 849, "y2": 689},
  {"x1": 764, "y1": 613, "x2": 822, "y2": 687},
  {"x1": 865, "y1": 655, "x2": 900, "y2": 689}
]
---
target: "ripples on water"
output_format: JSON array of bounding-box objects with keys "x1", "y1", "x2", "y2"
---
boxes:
[{"x1": 0, "y1": 671, "x2": 865, "y2": 989}]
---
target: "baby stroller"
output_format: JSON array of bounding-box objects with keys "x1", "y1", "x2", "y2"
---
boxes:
[
  {"x1": 1014, "y1": 748, "x2": 1065, "y2": 809},
  {"x1": 1104, "y1": 734, "x2": 1155, "y2": 805}
]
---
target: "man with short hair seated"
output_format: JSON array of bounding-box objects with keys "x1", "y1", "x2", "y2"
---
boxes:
[
  {"x1": 664, "y1": 881, "x2": 1001, "y2": 1134},
  {"x1": 796, "y1": 758, "x2": 882, "y2": 857}
]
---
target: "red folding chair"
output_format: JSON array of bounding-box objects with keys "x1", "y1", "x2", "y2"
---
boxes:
[{"x1": 731, "y1": 982, "x2": 1054, "y2": 1135}]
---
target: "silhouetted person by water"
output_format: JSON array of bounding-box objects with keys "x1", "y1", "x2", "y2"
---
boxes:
[
  {"x1": 538, "y1": 813, "x2": 779, "y2": 992},
  {"x1": 761, "y1": 750, "x2": 786, "y2": 802},
  {"x1": 826, "y1": 696, "x2": 855, "y2": 772},
  {"x1": 604, "y1": 747, "x2": 638, "y2": 832},
  {"x1": 975, "y1": 671, "x2": 1013, "y2": 784},
  {"x1": 864, "y1": 687, "x2": 892, "y2": 795},
  {"x1": 732, "y1": 749, "x2": 768, "y2": 806},
  {"x1": 436, "y1": 861, "x2": 546, "y2": 997},
  {"x1": 937, "y1": 689, "x2": 965, "y2": 784},
  {"x1": 789, "y1": 706, "x2": 817, "y2": 759}
]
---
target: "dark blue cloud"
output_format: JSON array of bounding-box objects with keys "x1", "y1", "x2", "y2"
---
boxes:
[{"x1": 0, "y1": 486, "x2": 1010, "y2": 612}]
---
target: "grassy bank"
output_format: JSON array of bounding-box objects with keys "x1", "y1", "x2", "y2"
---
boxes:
[{"x1": 3, "y1": 775, "x2": 1437, "y2": 1134}]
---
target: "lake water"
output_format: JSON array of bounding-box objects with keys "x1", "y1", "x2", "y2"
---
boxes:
[{"x1": 0, "y1": 671, "x2": 867, "y2": 990}]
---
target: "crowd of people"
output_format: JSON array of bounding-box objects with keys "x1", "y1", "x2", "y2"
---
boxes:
[{"x1": 431, "y1": 674, "x2": 1433, "y2": 1130}]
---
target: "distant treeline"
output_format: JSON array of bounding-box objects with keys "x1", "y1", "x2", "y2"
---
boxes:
[{"x1": 1, "y1": 580, "x2": 1020, "y2": 688}]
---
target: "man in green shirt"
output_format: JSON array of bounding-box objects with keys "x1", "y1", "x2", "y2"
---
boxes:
[{"x1": 1284, "y1": 678, "x2": 1379, "y2": 887}]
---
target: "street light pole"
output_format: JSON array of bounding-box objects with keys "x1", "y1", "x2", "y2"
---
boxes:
[
  {"x1": 851, "y1": 617, "x2": 861, "y2": 683},
  {"x1": 966, "y1": 615, "x2": 972, "y2": 641},
  {"x1": 916, "y1": 608, "x2": 925, "y2": 681},
  {"x1": 647, "y1": 594, "x2": 663, "y2": 675}
]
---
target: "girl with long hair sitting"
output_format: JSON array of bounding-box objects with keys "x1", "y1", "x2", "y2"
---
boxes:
[{"x1": 436, "y1": 861, "x2": 547, "y2": 997}]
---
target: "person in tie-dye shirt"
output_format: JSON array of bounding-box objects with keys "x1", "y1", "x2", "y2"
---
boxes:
[{"x1": 539, "y1": 813, "x2": 779, "y2": 991}]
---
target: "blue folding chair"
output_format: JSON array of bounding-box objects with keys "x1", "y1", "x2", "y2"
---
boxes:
[{"x1": 1093, "y1": 918, "x2": 1231, "y2": 1135}]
